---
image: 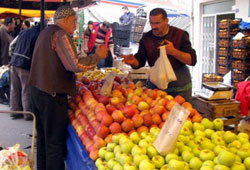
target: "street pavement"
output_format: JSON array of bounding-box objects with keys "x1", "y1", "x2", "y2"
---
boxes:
[{"x1": 0, "y1": 103, "x2": 36, "y2": 167}]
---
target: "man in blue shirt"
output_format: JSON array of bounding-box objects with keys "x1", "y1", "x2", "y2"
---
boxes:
[{"x1": 119, "y1": 6, "x2": 135, "y2": 26}]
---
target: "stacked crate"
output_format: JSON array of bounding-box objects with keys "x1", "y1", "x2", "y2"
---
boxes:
[
  {"x1": 131, "y1": 17, "x2": 147, "y2": 43},
  {"x1": 217, "y1": 19, "x2": 240, "y2": 76},
  {"x1": 231, "y1": 36, "x2": 250, "y2": 88}
]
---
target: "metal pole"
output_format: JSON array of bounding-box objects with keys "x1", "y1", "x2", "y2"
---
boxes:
[
  {"x1": 41, "y1": 0, "x2": 45, "y2": 30},
  {"x1": 19, "y1": 0, "x2": 22, "y2": 18}
]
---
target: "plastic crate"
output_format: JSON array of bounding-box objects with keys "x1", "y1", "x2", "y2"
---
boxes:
[{"x1": 66, "y1": 124, "x2": 97, "y2": 170}]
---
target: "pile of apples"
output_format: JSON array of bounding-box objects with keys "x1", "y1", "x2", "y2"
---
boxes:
[{"x1": 95, "y1": 119, "x2": 250, "y2": 170}]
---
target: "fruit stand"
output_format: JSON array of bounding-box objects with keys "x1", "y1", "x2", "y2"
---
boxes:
[{"x1": 66, "y1": 68, "x2": 250, "y2": 170}]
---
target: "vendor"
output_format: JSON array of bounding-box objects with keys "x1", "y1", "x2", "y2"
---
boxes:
[{"x1": 121, "y1": 8, "x2": 197, "y2": 102}]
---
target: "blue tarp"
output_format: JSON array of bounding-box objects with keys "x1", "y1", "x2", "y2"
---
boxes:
[{"x1": 240, "y1": 21, "x2": 250, "y2": 30}]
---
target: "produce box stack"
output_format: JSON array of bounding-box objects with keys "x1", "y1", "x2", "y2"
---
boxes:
[
  {"x1": 66, "y1": 70, "x2": 250, "y2": 170},
  {"x1": 231, "y1": 36, "x2": 250, "y2": 89},
  {"x1": 217, "y1": 19, "x2": 240, "y2": 76}
]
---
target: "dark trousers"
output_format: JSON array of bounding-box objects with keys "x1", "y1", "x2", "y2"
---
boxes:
[{"x1": 30, "y1": 86, "x2": 68, "y2": 170}]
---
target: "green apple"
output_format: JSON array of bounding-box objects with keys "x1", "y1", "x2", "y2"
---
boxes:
[
  {"x1": 242, "y1": 142, "x2": 250, "y2": 149},
  {"x1": 231, "y1": 162, "x2": 246, "y2": 170},
  {"x1": 200, "y1": 166, "x2": 213, "y2": 170},
  {"x1": 213, "y1": 164, "x2": 230, "y2": 170},
  {"x1": 237, "y1": 148, "x2": 250, "y2": 159},
  {"x1": 127, "y1": 93, "x2": 134, "y2": 102},
  {"x1": 160, "y1": 164, "x2": 169, "y2": 170},
  {"x1": 181, "y1": 150, "x2": 194, "y2": 162},
  {"x1": 229, "y1": 147, "x2": 238, "y2": 154},
  {"x1": 98, "y1": 162, "x2": 108, "y2": 170},
  {"x1": 170, "y1": 147, "x2": 179, "y2": 155},
  {"x1": 149, "y1": 127, "x2": 160, "y2": 137},
  {"x1": 145, "y1": 134, "x2": 155, "y2": 143},
  {"x1": 112, "y1": 133, "x2": 123, "y2": 144},
  {"x1": 194, "y1": 135, "x2": 207, "y2": 145},
  {"x1": 138, "y1": 101, "x2": 149, "y2": 111},
  {"x1": 189, "y1": 157, "x2": 202, "y2": 169},
  {"x1": 124, "y1": 162, "x2": 138, "y2": 170},
  {"x1": 179, "y1": 145, "x2": 192, "y2": 153},
  {"x1": 138, "y1": 139, "x2": 150, "y2": 148},
  {"x1": 119, "y1": 136, "x2": 131, "y2": 145},
  {"x1": 201, "y1": 140, "x2": 215, "y2": 150},
  {"x1": 105, "y1": 151, "x2": 115, "y2": 161},
  {"x1": 139, "y1": 159, "x2": 155, "y2": 170},
  {"x1": 213, "y1": 118, "x2": 224, "y2": 130},
  {"x1": 165, "y1": 153, "x2": 180, "y2": 163},
  {"x1": 107, "y1": 158, "x2": 119, "y2": 169},
  {"x1": 152, "y1": 155, "x2": 165, "y2": 169},
  {"x1": 180, "y1": 126, "x2": 192, "y2": 136},
  {"x1": 114, "y1": 145, "x2": 121, "y2": 154},
  {"x1": 98, "y1": 147, "x2": 108, "y2": 159},
  {"x1": 120, "y1": 153, "x2": 132, "y2": 165},
  {"x1": 131, "y1": 145, "x2": 146, "y2": 156},
  {"x1": 168, "y1": 159, "x2": 185, "y2": 170},
  {"x1": 202, "y1": 160, "x2": 215, "y2": 168},
  {"x1": 200, "y1": 149, "x2": 215, "y2": 161},
  {"x1": 140, "y1": 131, "x2": 149, "y2": 139},
  {"x1": 214, "y1": 156, "x2": 219, "y2": 165},
  {"x1": 187, "y1": 140, "x2": 198, "y2": 149},
  {"x1": 235, "y1": 155, "x2": 242, "y2": 163},
  {"x1": 130, "y1": 132, "x2": 141, "y2": 144},
  {"x1": 238, "y1": 132, "x2": 249, "y2": 140},
  {"x1": 133, "y1": 154, "x2": 149, "y2": 167},
  {"x1": 202, "y1": 118, "x2": 214, "y2": 129},
  {"x1": 193, "y1": 122, "x2": 205, "y2": 131},
  {"x1": 95, "y1": 158, "x2": 104, "y2": 167},
  {"x1": 194, "y1": 130, "x2": 206, "y2": 137},
  {"x1": 175, "y1": 140, "x2": 185, "y2": 148},
  {"x1": 178, "y1": 135, "x2": 189, "y2": 144},
  {"x1": 121, "y1": 141, "x2": 134, "y2": 153},
  {"x1": 183, "y1": 120, "x2": 193, "y2": 130},
  {"x1": 223, "y1": 131, "x2": 237, "y2": 143},
  {"x1": 213, "y1": 145, "x2": 227, "y2": 155},
  {"x1": 218, "y1": 150, "x2": 235, "y2": 166},
  {"x1": 228, "y1": 140, "x2": 242, "y2": 149},
  {"x1": 244, "y1": 157, "x2": 250, "y2": 170},
  {"x1": 205, "y1": 129, "x2": 215, "y2": 138},
  {"x1": 107, "y1": 142, "x2": 117, "y2": 152},
  {"x1": 113, "y1": 163, "x2": 123, "y2": 170},
  {"x1": 115, "y1": 152, "x2": 122, "y2": 162},
  {"x1": 212, "y1": 136, "x2": 226, "y2": 146},
  {"x1": 193, "y1": 147, "x2": 202, "y2": 157},
  {"x1": 238, "y1": 137, "x2": 249, "y2": 145},
  {"x1": 147, "y1": 145, "x2": 158, "y2": 158},
  {"x1": 183, "y1": 162, "x2": 189, "y2": 170}
]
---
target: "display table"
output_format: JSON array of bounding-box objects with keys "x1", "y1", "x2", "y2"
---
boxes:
[
  {"x1": 192, "y1": 97, "x2": 240, "y2": 131},
  {"x1": 66, "y1": 124, "x2": 96, "y2": 170}
]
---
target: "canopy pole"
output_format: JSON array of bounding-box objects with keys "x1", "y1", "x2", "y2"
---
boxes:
[
  {"x1": 19, "y1": 0, "x2": 22, "y2": 18},
  {"x1": 40, "y1": 0, "x2": 45, "y2": 30}
]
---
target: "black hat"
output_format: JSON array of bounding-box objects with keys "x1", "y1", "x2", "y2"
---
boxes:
[{"x1": 103, "y1": 21, "x2": 111, "y2": 28}]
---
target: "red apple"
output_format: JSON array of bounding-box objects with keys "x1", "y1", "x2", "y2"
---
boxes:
[
  {"x1": 132, "y1": 114, "x2": 143, "y2": 128},
  {"x1": 143, "y1": 113, "x2": 153, "y2": 126},
  {"x1": 174, "y1": 95, "x2": 185, "y2": 105},
  {"x1": 161, "y1": 111, "x2": 170, "y2": 121},
  {"x1": 109, "y1": 122, "x2": 122, "y2": 134},
  {"x1": 132, "y1": 95, "x2": 143, "y2": 105},
  {"x1": 81, "y1": 76, "x2": 89, "y2": 84},
  {"x1": 123, "y1": 105, "x2": 137, "y2": 118},
  {"x1": 166, "y1": 100, "x2": 176, "y2": 111},
  {"x1": 110, "y1": 97, "x2": 120, "y2": 105},
  {"x1": 98, "y1": 95, "x2": 110, "y2": 105},
  {"x1": 152, "y1": 113, "x2": 162, "y2": 125},
  {"x1": 106, "y1": 104, "x2": 117, "y2": 115},
  {"x1": 121, "y1": 119, "x2": 134, "y2": 132},
  {"x1": 101, "y1": 114, "x2": 113, "y2": 126},
  {"x1": 93, "y1": 136, "x2": 107, "y2": 149},
  {"x1": 96, "y1": 125, "x2": 110, "y2": 138},
  {"x1": 112, "y1": 110, "x2": 126, "y2": 123},
  {"x1": 96, "y1": 111, "x2": 107, "y2": 122}
]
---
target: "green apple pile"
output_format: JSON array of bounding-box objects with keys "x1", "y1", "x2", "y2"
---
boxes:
[{"x1": 95, "y1": 118, "x2": 250, "y2": 170}]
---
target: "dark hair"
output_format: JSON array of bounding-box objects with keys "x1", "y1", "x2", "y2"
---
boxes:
[
  {"x1": 150, "y1": 8, "x2": 168, "y2": 19},
  {"x1": 4, "y1": 17, "x2": 13, "y2": 26},
  {"x1": 103, "y1": 21, "x2": 111, "y2": 28},
  {"x1": 122, "y1": 6, "x2": 128, "y2": 10},
  {"x1": 24, "y1": 20, "x2": 30, "y2": 28},
  {"x1": 88, "y1": 21, "x2": 93, "y2": 25}
]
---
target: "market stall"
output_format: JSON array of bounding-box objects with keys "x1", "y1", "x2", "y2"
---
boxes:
[{"x1": 65, "y1": 68, "x2": 250, "y2": 170}]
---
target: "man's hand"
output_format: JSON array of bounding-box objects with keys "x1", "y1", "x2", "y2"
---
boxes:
[
  {"x1": 96, "y1": 45, "x2": 108, "y2": 59},
  {"x1": 120, "y1": 54, "x2": 138, "y2": 67},
  {"x1": 163, "y1": 40, "x2": 177, "y2": 56}
]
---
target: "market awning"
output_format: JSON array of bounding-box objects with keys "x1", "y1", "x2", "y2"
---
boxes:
[{"x1": 0, "y1": 7, "x2": 55, "y2": 18}]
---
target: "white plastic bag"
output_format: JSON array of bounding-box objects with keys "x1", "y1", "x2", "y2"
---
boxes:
[
  {"x1": 153, "y1": 103, "x2": 190, "y2": 155},
  {"x1": 149, "y1": 46, "x2": 177, "y2": 89}
]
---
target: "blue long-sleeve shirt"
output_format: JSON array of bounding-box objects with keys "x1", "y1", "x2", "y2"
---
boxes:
[{"x1": 119, "y1": 12, "x2": 135, "y2": 25}]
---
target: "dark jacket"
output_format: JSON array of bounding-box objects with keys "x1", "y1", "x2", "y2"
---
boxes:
[
  {"x1": 0, "y1": 26, "x2": 13, "y2": 66},
  {"x1": 28, "y1": 25, "x2": 76, "y2": 96},
  {"x1": 10, "y1": 24, "x2": 40, "y2": 70}
]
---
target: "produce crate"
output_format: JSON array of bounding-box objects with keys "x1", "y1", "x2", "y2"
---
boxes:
[
  {"x1": 192, "y1": 97, "x2": 240, "y2": 131},
  {"x1": 66, "y1": 124, "x2": 97, "y2": 170},
  {"x1": 130, "y1": 67, "x2": 149, "y2": 80}
]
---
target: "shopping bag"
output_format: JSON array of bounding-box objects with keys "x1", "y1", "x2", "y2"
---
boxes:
[
  {"x1": 153, "y1": 103, "x2": 190, "y2": 156},
  {"x1": 149, "y1": 46, "x2": 177, "y2": 89},
  {"x1": 100, "y1": 72, "x2": 116, "y2": 96}
]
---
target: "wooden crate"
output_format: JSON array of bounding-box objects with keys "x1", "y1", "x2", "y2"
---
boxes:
[{"x1": 192, "y1": 97, "x2": 240, "y2": 131}]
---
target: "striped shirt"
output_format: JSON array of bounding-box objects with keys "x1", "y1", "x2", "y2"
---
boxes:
[
  {"x1": 84, "y1": 25, "x2": 114, "y2": 48},
  {"x1": 52, "y1": 30, "x2": 101, "y2": 73}
]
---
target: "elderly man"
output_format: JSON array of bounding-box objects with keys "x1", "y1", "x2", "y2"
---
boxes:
[{"x1": 28, "y1": 6, "x2": 108, "y2": 170}]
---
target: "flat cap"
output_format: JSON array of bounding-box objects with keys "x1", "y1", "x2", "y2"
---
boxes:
[{"x1": 54, "y1": 5, "x2": 76, "y2": 21}]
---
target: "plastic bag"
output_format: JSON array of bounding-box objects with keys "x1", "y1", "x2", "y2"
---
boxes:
[
  {"x1": 153, "y1": 103, "x2": 190, "y2": 155},
  {"x1": 100, "y1": 72, "x2": 116, "y2": 96},
  {"x1": 149, "y1": 46, "x2": 177, "y2": 90}
]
